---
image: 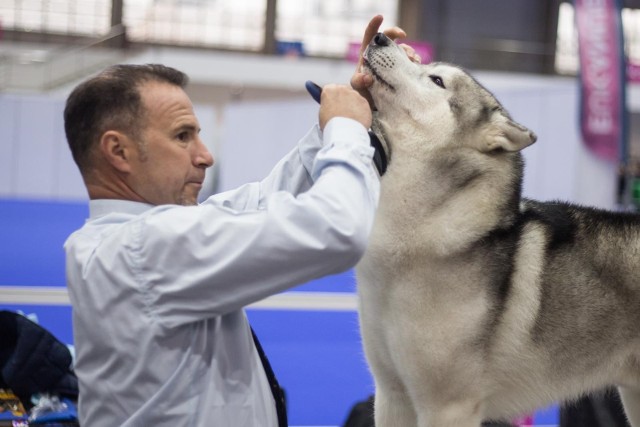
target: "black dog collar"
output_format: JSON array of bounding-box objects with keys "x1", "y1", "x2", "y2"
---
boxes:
[{"x1": 305, "y1": 81, "x2": 387, "y2": 176}]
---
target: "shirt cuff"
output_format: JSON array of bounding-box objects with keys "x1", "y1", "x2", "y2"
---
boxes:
[
  {"x1": 311, "y1": 117, "x2": 376, "y2": 181},
  {"x1": 322, "y1": 117, "x2": 371, "y2": 151}
]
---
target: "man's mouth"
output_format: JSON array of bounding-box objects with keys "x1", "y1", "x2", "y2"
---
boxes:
[{"x1": 363, "y1": 58, "x2": 395, "y2": 92}]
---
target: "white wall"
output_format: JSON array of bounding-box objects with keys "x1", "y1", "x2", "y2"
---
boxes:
[
  {"x1": 0, "y1": 95, "x2": 85, "y2": 200},
  {"x1": 216, "y1": 98, "x2": 318, "y2": 192},
  {"x1": 0, "y1": 95, "x2": 217, "y2": 202}
]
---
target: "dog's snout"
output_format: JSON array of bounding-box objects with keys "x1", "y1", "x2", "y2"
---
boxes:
[{"x1": 374, "y1": 32, "x2": 390, "y2": 47}]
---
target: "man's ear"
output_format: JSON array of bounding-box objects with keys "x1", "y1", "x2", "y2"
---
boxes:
[
  {"x1": 480, "y1": 113, "x2": 537, "y2": 153},
  {"x1": 99, "y1": 130, "x2": 133, "y2": 173}
]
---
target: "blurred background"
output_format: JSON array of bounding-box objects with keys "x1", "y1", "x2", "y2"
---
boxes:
[{"x1": 1, "y1": 0, "x2": 639, "y2": 425}]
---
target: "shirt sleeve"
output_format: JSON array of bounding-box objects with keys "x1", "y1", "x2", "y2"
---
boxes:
[
  {"x1": 136, "y1": 118, "x2": 380, "y2": 329},
  {"x1": 203, "y1": 124, "x2": 323, "y2": 211}
]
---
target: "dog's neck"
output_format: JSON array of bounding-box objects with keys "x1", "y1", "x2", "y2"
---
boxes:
[{"x1": 377, "y1": 146, "x2": 523, "y2": 257}]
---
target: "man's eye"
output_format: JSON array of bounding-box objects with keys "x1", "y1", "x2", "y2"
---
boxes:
[
  {"x1": 177, "y1": 132, "x2": 189, "y2": 141},
  {"x1": 429, "y1": 75, "x2": 445, "y2": 88}
]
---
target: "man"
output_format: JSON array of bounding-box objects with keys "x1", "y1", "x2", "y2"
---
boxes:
[{"x1": 64, "y1": 15, "x2": 415, "y2": 427}]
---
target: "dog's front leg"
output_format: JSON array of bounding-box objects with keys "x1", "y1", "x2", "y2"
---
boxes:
[
  {"x1": 375, "y1": 385, "x2": 418, "y2": 427},
  {"x1": 414, "y1": 399, "x2": 485, "y2": 427},
  {"x1": 620, "y1": 386, "x2": 640, "y2": 427}
]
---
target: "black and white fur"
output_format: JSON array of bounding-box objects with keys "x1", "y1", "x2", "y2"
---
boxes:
[{"x1": 355, "y1": 32, "x2": 640, "y2": 427}]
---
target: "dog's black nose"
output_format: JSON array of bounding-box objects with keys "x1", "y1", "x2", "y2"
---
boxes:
[{"x1": 373, "y1": 32, "x2": 390, "y2": 46}]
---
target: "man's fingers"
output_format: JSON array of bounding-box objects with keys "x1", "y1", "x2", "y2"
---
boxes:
[
  {"x1": 382, "y1": 26, "x2": 407, "y2": 41},
  {"x1": 351, "y1": 14, "x2": 409, "y2": 108},
  {"x1": 355, "y1": 15, "x2": 383, "y2": 76},
  {"x1": 351, "y1": 73, "x2": 374, "y2": 91},
  {"x1": 359, "y1": 15, "x2": 384, "y2": 57},
  {"x1": 399, "y1": 43, "x2": 422, "y2": 63},
  {"x1": 319, "y1": 84, "x2": 372, "y2": 130},
  {"x1": 358, "y1": 19, "x2": 406, "y2": 58}
]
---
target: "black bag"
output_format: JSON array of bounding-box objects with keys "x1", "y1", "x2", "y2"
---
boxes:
[
  {"x1": 0, "y1": 310, "x2": 78, "y2": 408},
  {"x1": 343, "y1": 395, "x2": 374, "y2": 427}
]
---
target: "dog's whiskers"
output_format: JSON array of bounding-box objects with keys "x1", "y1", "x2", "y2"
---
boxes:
[{"x1": 363, "y1": 59, "x2": 396, "y2": 92}]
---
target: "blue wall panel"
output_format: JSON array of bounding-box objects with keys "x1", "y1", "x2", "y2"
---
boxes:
[
  {"x1": 0, "y1": 198, "x2": 87, "y2": 287},
  {"x1": 248, "y1": 310, "x2": 373, "y2": 426}
]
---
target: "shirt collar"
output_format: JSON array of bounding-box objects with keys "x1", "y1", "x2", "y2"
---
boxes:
[{"x1": 89, "y1": 199, "x2": 155, "y2": 219}]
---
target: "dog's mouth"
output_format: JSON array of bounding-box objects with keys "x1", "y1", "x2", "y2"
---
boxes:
[
  {"x1": 363, "y1": 58, "x2": 396, "y2": 93},
  {"x1": 362, "y1": 52, "x2": 394, "y2": 175}
]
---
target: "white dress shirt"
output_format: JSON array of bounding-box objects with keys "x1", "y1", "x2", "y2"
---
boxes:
[{"x1": 65, "y1": 118, "x2": 380, "y2": 427}]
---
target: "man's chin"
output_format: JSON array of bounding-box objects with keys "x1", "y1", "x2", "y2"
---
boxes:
[
  {"x1": 181, "y1": 183, "x2": 203, "y2": 206},
  {"x1": 180, "y1": 191, "x2": 200, "y2": 206},
  {"x1": 182, "y1": 197, "x2": 199, "y2": 206}
]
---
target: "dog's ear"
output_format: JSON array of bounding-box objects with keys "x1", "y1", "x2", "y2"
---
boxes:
[{"x1": 481, "y1": 113, "x2": 537, "y2": 152}]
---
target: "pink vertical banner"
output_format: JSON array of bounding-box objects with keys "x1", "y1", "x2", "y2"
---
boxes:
[{"x1": 574, "y1": 0, "x2": 627, "y2": 162}]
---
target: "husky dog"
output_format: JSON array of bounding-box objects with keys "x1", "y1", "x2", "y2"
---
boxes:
[{"x1": 355, "y1": 32, "x2": 640, "y2": 427}]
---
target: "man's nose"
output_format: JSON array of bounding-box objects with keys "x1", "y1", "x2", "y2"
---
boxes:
[{"x1": 195, "y1": 138, "x2": 214, "y2": 168}]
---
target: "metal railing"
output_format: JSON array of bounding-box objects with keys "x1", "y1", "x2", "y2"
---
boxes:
[{"x1": 0, "y1": 24, "x2": 127, "y2": 92}]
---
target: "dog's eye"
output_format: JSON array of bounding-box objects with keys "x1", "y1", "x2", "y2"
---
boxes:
[{"x1": 429, "y1": 75, "x2": 445, "y2": 88}]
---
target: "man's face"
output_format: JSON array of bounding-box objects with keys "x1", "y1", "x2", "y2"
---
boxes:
[{"x1": 128, "y1": 81, "x2": 214, "y2": 206}]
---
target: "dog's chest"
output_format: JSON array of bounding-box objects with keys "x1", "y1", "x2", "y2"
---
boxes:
[{"x1": 356, "y1": 173, "x2": 495, "y2": 324}]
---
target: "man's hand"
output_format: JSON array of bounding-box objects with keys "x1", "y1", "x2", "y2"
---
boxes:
[
  {"x1": 351, "y1": 15, "x2": 422, "y2": 106},
  {"x1": 319, "y1": 84, "x2": 372, "y2": 131}
]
